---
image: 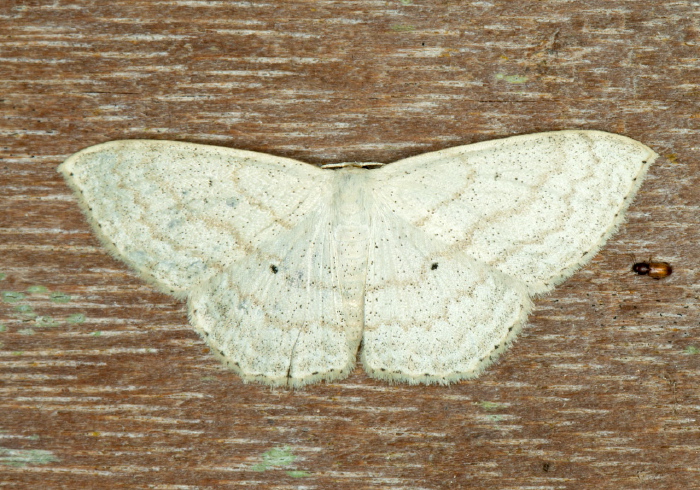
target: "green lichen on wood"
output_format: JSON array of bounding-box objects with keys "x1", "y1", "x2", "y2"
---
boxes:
[
  {"x1": 495, "y1": 73, "x2": 529, "y2": 83},
  {"x1": 49, "y1": 292, "x2": 71, "y2": 304},
  {"x1": 35, "y1": 316, "x2": 59, "y2": 328},
  {"x1": 0, "y1": 447, "x2": 59, "y2": 467},
  {"x1": 252, "y1": 446, "x2": 297, "y2": 472},
  {"x1": 14, "y1": 304, "x2": 36, "y2": 318},
  {"x1": 477, "y1": 400, "x2": 507, "y2": 411},
  {"x1": 66, "y1": 313, "x2": 86, "y2": 324},
  {"x1": 286, "y1": 470, "x2": 310, "y2": 478},
  {"x1": 2, "y1": 291, "x2": 25, "y2": 303}
]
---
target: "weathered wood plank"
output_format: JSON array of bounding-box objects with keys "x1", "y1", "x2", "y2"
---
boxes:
[{"x1": 1, "y1": 0, "x2": 699, "y2": 487}]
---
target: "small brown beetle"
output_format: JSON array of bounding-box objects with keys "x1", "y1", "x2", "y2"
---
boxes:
[{"x1": 632, "y1": 260, "x2": 672, "y2": 279}]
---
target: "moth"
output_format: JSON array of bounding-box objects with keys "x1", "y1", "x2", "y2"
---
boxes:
[{"x1": 59, "y1": 130, "x2": 656, "y2": 387}]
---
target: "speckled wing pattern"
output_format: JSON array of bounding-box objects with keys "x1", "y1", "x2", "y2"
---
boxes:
[
  {"x1": 188, "y1": 203, "x2": 364, "y2": 387},
  {"x1": 362, "y1": 131, "x2": 655, "y2": 383},
  {"x1": 59, "y1": 131, "x2": 656, "y2": 387},
  {"x1": 361, "y1": 209, "x2": 532, "y2": 384},
  {"x1": 59, "y1": 140, "x2": 330, "y2": 297}
]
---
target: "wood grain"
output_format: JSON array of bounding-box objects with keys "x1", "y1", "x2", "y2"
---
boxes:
[{"x1": 1, "y1": 1, "x2": 699, "y2": 488}]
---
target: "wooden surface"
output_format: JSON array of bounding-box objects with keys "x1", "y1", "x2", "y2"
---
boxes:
[{"x1": 1, "y1": 1, "x2": 699, "y2": 488}]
